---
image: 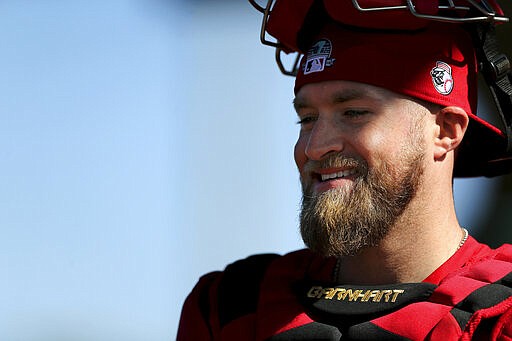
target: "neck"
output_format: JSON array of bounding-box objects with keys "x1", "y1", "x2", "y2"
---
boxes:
[{"x1": 335, "y1": 173, "x2": 464, "y2": 285}]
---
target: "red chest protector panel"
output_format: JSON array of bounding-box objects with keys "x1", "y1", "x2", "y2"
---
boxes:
[{"x1": 177, "y1": 238, "x2": 512, "y2": 340}]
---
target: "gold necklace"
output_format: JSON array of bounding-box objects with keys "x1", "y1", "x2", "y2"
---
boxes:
[{"x1": 457, "y1": 227, "x2": 469, "y2": 250}]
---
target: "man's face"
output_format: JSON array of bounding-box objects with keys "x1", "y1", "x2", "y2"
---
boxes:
[{"x1": 294, "y1": 81, "x2": 428, "y2": 257}]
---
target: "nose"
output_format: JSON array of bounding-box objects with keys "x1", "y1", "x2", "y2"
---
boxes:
[{"x1": 304, "y1": 117, "x2": 344, "y2": 161}]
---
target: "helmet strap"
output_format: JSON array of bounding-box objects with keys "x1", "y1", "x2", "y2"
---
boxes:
[{"x1": 472, "y1": 23, "x2": 512, "y2": 156}]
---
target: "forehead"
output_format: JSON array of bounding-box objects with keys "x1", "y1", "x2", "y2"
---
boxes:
[{"x1": 293, "y1": 80, "x2": 395, "y2": 110}]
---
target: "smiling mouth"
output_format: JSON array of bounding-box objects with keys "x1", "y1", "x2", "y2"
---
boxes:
[{"x1": 319, "y1": 169, "x2": 357, "y2": 182}]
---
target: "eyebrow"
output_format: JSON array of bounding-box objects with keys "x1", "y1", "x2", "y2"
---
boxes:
[{"x1": 293, "y1": 88, "x2": 369, "y2": 112}]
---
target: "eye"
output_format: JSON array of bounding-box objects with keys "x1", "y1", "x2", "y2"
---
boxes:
[
  {"x1": 343, "y1": 109, "x2": 370, "y2": 118},
  {"x1": 296, "y1": 115, "x2": 317, "y2": 126}
]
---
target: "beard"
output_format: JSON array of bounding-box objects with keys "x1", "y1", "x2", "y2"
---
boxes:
[{"x1": 299, "y1": 135, "x2": 425, "y2": 257}]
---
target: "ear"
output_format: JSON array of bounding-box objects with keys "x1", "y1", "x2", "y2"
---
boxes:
[{"x1": 433, "y1": 106, "x2": 469, "y2": 161}]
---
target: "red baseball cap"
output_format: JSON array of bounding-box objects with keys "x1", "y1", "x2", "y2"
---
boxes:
[{"x1": 295, "y1": 22, "x2": 477, "y2": 113}]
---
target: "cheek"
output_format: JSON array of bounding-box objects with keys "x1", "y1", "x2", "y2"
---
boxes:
[
  {"x1": 363, "y1": 119, "x2": 411, "y2": 152},
  {"x1": 354, "y1": 129, "x2": 387, "y2": 160},
  {"x1": 362, "y1": 133, "x2": 385, "y2": 151}
]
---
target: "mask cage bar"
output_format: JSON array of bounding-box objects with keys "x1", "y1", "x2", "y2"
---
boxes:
[
  {"x1": 249, "y1": 0, "x2": 301, "y2": 75},
  {"x1": 352, "y1": 0, "x2": 508, "y2": 23},
  {"x1": 249, "y1": 0, "x2": 280, "y2": 48},
  {"x1": 276, "y1": 48, "x2": 301, "y2": 76}
]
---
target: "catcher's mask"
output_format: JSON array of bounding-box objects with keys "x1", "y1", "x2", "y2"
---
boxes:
[{"x1": 250, "y1": 0, "x2": 512, "y2": 177}]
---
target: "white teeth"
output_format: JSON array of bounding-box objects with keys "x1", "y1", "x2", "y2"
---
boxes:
[{"x1": 320, "y1": 169, "x2": 356, "y2": 181}]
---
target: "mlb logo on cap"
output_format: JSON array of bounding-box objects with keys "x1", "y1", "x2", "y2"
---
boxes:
[{"x1": 303, "y1": 39, "x2": 335, "y2": 75}]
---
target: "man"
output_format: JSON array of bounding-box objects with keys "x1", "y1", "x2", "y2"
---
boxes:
[{"x1": 178, "y1": 1, "x2": 512, "y2": 339}]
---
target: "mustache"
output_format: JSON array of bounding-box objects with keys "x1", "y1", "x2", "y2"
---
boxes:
[{"x1": 302, "y1": 153, "x2": 367, "y2": 176}]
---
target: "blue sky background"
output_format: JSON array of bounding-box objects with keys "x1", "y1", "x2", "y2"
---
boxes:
[{"x1": 0, "y1": 1, "x2": 506, "y2": 340}]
